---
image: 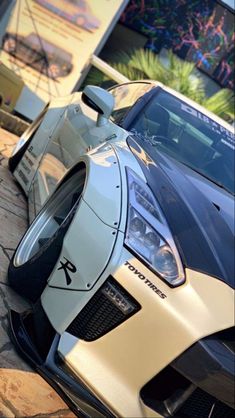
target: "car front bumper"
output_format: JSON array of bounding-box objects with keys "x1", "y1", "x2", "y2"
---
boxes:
[
  {"x1": 9, "y1": 287, "x2": 235, "y2": 418},
  {"x1": 9, "y1": 307, "x2": 115, "y2": 418}
]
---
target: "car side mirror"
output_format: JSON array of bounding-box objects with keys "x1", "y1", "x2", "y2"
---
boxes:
[{"x1": 82, "y1": 85, "x2": 114, "y2": 127}]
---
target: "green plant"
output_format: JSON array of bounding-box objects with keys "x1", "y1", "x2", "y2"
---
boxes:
[
  {"x1": 202, "y1": 89, "x2": 234, "y2": 122},
  {"x1": 113, "y1": 49, "x2": 205, "y2": 103},
  {"x1": 84, "y1": 49, "x2": 234, "y2": 122}
]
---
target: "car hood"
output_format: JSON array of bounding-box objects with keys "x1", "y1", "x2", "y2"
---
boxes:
[
  {"x1": 176, "y1": 163, "x2": 234, "y2": 234},
  {"x1": 127, "y1": 136, "x2": 235, "y2": 289}
]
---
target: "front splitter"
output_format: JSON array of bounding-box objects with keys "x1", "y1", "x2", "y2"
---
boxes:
[{"x1": 9, "y1": 309, "x2": 115, "y2": 418}]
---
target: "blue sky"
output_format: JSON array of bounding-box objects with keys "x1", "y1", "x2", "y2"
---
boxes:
[{"x1": 221, "y1": 0, "x2": 234, "y2": 9}]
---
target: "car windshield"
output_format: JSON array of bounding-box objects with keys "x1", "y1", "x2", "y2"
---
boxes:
[{"x1": 129, "y1": 88, "x2": 235, "y2": 195}]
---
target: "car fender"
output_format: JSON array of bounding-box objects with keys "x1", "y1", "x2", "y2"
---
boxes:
[
  {"x1": 14, "y1": 94, "x2": 75, "y2": 193},
  {"x1": 81, "y1": 143, "x2": 122, "y2": 227},
  {"x1": 42, "y1": 144, "x2": 122, "y2": 296},
  {"x1": 81, "y1": 138, "x2": 147, "y2": 230},
  {"x1": 110, "y1": 140, "x2": 147, "y2": 233},
  {"x1": 14, "y1": 91, "x2": 124, "y2": 204},
  {"x1": 41, "y1": 141, "x2": 145, "y2": 331}
]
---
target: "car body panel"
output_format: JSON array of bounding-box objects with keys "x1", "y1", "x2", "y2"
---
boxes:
[
  {"x1": 14, "y1": 94, "x2": 74, "y2": 193},
  {"x1": 47, "y1": 198, "x2": 118, "y2": 291},
  {"x1": 81, "y1": 144, "x2": 123, "y2": 228},
  {"x1": 9, "y1": 81, "x2": 235, "y2": 417},
  {"x1": 162, "y1": 156, "x2": 235, "y2": 233},
  {"x1": 127, "y1": 136, "x2": 234, "y2": 288},
  {"x1": 41, "y1": 227, "x2": 126, "y2": 333},
  {"x1": 56, "y1": 260, "x2": 234, "y2": 417},
  {"x1": 13, "y1": 81, "x2": 234, "y2": 205},
  {"x1": 15, "y1": 92, "x2": 125, "y2": 219},
  {"x1": 40, "y1": 137, "x2": 234, "y2": 416}
]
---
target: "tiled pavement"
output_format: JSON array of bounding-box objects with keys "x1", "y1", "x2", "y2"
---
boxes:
[{"x1": 0, "y1": 128, "x2": 74, "y2": 417}]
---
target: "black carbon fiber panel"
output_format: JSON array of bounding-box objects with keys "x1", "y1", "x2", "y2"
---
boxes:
[{"x1": 176, "y1": 388, "x2": 234, "y2": 418}]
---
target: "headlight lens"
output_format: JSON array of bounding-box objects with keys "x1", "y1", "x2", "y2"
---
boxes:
[{"x1": 125, "y1": 168, "x2": 185, "y2": 287}]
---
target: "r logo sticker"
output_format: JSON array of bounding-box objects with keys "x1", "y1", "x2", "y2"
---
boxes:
[{"x1": 58, "y1": 257, "x2": 77, "y2": 285}]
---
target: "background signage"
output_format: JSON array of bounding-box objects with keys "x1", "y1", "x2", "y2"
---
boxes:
[{"x1": 0, "y1": 0, "x2": 128, "y2": 102}]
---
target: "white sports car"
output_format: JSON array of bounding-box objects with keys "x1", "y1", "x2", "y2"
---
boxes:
[{"x1": 8, "y1": 81, "x2": 234, "y2": 418}]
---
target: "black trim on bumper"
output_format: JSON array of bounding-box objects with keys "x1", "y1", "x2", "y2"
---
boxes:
[
  {"x1": 9, "y1": 309, "x2": 115, "y2": 418},
  {"x1": 172, "y1": 328, "x2": 235, "y2": 409}
]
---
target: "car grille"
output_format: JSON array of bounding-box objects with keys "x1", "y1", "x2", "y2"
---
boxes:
[
  {"x1": 176, "y1": 387, "x2": 234, "y2": 418},
  {"x1": 66, "y1": 277, "x2": 141, "y2": 341},
  {"x1": 141, "y1": 327, "x2": 235, "y2": 418}
]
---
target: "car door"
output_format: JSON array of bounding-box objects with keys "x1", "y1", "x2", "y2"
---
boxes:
[
  {"x1": 28, "y1": 94, "x2": 99, "y2": 217},
  {"x1": 29, "y1": 82, "x2": 154, "y2": 217}
]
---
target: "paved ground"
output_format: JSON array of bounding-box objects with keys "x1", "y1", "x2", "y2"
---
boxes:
[{"x1": 0, "y1": 128, "x2": 74, "y2": 417}]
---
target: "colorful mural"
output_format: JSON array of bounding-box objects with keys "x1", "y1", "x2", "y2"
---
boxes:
[{"x1": 121, "y1": 0, "x2": 234, "y2": 89}]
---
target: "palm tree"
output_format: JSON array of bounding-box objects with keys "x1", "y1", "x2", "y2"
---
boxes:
[
  {"x1": 202, "y1": 89, "x2": 234, "y2": 122},
  {"x1": 85, "y1": 49, "x2": 234, "y2": 122},
  {"x1": 112, "y1": 49, "x2": 205, "y2": 103}
]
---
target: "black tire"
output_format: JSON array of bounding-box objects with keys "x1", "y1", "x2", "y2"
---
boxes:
[
  {"x1": 8, "y1": 168, "x2": 86, "y2": 302},
  {"x1": 8, "y1": 104, "x2": 48, "y2": 173}
]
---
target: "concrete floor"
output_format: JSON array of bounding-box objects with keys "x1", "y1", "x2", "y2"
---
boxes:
[{"x1": 0, "y1": 128, "x2": 74, "y2": 417}]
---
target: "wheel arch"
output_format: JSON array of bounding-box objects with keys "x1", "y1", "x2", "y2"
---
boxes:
[
  {"x1": 8, "y1": 166, "x2": 87, "y2": 302},
  {"x1": 13, "y1": 96, "x2": 73, "y2": 194},
  {"x1": 56, "y1": 161, "x2": 87, "y2": 188},
  {"x1": 8, "y1": 102, "x2": 50, "y2": 173}
]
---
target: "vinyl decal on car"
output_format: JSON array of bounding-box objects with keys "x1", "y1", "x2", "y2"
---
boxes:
[
  {"x1": 181, "y1": 103, "x2": 234, "y2": 141},
  {"x1": 28, "y1": 145, "x2": 37, "y2": 159},
  {"x1": 17, "y1": 169, "x2": 29, "y2": 185},
  {"x1": 125, "y1": 261, "x2": 167, "y2": 299},
  {"x1": 58, "y1": 257, "x2": 77, "y2": 285}
]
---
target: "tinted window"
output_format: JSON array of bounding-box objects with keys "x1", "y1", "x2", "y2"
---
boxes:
[
  {"x1": 129, "y1": 88, "x2": 234, "y2": 194},
  {"x1": 109, "y1": 82, "x2": 153, "y2": 124}
]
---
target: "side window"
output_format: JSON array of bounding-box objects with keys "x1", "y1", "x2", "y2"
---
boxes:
[{"x1": 109, "y1": 82, "x2": 153, "y2": 124}]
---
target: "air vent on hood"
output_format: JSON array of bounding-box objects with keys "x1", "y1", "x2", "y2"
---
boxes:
[{"x1": 212, "y1": 202, "x2": 220, "y2": 211}]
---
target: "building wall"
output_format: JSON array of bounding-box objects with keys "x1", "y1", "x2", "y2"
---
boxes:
[
  {"x1": 117, "y1": 0, "x2": 234, "y2": 90},
  {"x1": 0, "y1": 0, "x2": 16, "y2": 45}
]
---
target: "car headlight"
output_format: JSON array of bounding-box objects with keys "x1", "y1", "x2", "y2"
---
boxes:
[{"x1": 125, "y1": 168, "x2": 185, "y2": 287}]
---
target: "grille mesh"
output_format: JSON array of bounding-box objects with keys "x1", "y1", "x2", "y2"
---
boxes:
[
  {"x1": 67, "y1": 277, "x2": 140, "y2": 341},
  {"x1": 176, "y1": 388, "x2": 234, "y2": 418}
]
